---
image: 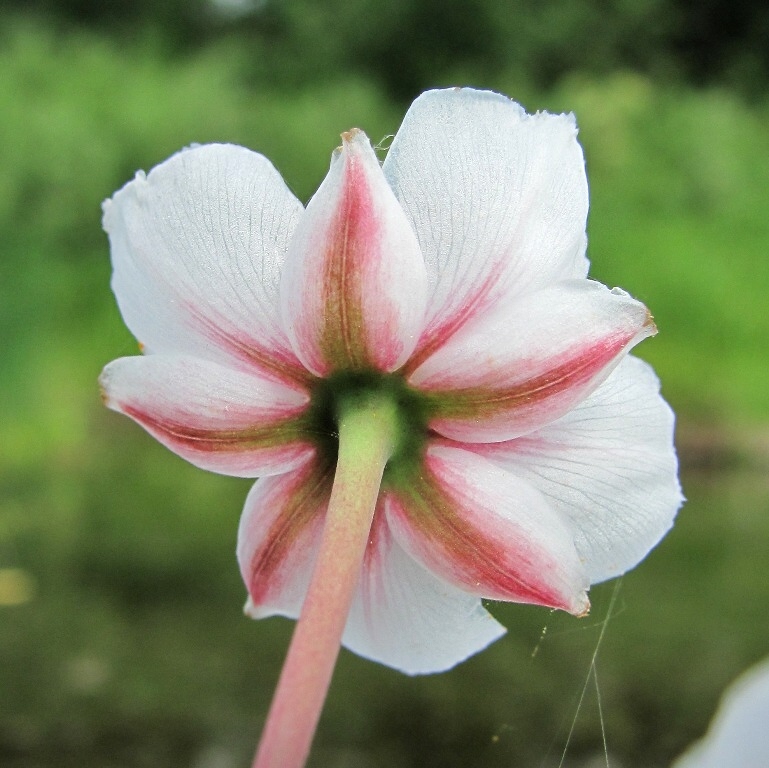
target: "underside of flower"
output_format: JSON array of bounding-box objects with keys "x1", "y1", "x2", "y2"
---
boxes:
[
  {"x1": 299, "y1": 369, "x2": 434, "y2": 480},
  {"x1": 100, "y1": 85, "x2": 683, "y2": 768}
]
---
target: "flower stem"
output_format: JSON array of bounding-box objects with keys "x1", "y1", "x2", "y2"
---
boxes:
[{"x1": 252, "y1": 392, "x2": 399, "y2": 768}]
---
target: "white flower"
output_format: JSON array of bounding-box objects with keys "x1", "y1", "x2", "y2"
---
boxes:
[
  {"x1": 100, "y1": 88, "x2": 683, "y2": 675},
  {"x1": 674, "y1": 658, "x2": 769, "y2": 768}
]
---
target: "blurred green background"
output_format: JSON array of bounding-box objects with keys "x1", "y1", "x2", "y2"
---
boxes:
[{"x1": 1, "y1": 2, "x2": 768, "y2": 766}]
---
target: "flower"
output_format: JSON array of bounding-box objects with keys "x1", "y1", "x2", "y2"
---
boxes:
[
  {"x1": 673, "y1": 657, "x2": 769, "y2": 768},
  {"x1": 100, "y1": 87, "x2": 682, "y2": 676}
]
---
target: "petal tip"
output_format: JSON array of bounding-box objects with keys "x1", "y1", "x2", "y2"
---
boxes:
[
  {"x1": 97, "y1": 366, "x2": 114, "y2": 409},
  {"x1": 644, "y1": 308, "x2": 658, "y2": 336},
  {"x1": 341, "y1": 127, "x2": 364, "y2": 144},
  {"x1": 243, "y1": 596, "x2": 262, "y2": 619},
  {"x1": 572, "y1": 592, "x2": 591, "y2": 618},
  {"x1": 98, "y1": 383, "x2": 110, "y2": 409},
  {"x1": 243, "y1": 596, "x2": 276, "y2": 620},
  {"x1": 338, "y1": 127, "x2": 375, "y2": 161}
]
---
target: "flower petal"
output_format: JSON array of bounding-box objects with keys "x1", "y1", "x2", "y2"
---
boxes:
[
  {"x1": 343, "y1": 507, "x2": 506, "y2": 675},
  {"x1": 238, "y1": 459, "x2": 332, "y2": 619},
  {"x1": 384, "y1": 88, "x2": 589, "y2": 368},
  {"x1": 100, "y1": 355, "x2": 315, "y2": 478},
  {"x1": 280, "y1": 129, "x2": 427, "y2": 376},
  {"x1": 385, "y1": 444, "x2": 589, "y2": 615},
  {"x1": 103, "y1": 144, "x2": 307, "y2": 383},
  {"x1": 469, "y1": 356, "x2": 683, "y2": 583},
  {"x1": 673, "y1": 657, "x2": 769, "y2": 768},
  {"x1": 409, "y1": 280, "x2": 655, "y2": 443}
]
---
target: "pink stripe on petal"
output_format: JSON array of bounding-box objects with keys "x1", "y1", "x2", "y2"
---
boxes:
[
  {"x1": 427, "y1": 332, "x2": 646, "y2": 441},
  {"x1": 470, "y1": 356, "x2": 683, "y2": 584},
  {"x1": 341, "y1": 506, "x2": 506, "y2": 674},
  {"x1": 100, "y1": 355, "x2": 315, "y2": 478},
  {"x1": 385, "y1": 443, "x2": 589, "y2": 614},
  {"x1": 104, "y1": 144, "x2": 308, "y2": 384},
  {"x1": 384, "y1": 89, "x2": 589, "y2": 358},
  {"x1": 410, "y1": 280, "x2": 655, "y2": 442},
  {"x1": 179, "y1": 301, "x2": 311, "y2": 386},
  {"x1": 281, "y1": 130, "x2": 427, "y2": 376},
  {"x1": 403, "y1": 266, "x2": 502, "y2": 377},
  {"x1": 358, "y1": 506, "x2": 390, "y2": 624},
  {"x1": 237, "y1": 459, "x2": 332, "y2": 619}
]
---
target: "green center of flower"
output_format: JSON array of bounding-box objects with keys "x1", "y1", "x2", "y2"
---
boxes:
[{"x1": 302, "y1": 370, "x2": 434, "y2": 480}]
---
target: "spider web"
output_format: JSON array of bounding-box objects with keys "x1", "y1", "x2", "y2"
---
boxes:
[{"x1": 540, "y1": 577, "x2": 624, "y2": 768}]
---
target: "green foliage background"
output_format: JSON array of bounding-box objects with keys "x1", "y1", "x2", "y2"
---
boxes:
[{"x1": 1, "y1": 5, "x2": 768, "y2": 767}]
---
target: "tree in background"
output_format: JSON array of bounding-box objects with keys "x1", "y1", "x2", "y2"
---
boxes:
[{"x1": 3, "y1": 0, "x2": 769, "y2": 98}]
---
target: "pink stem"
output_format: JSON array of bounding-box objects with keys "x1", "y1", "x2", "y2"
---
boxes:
[{"x1": 252, "y1": 394, "x2": 397, "y2": 768}]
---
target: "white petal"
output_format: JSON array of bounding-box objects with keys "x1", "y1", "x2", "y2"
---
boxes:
[
  {"x1": 239, "y1": 470, "x2": 505, "y2": 675},
  {"x1": 410, "y1": 280, "x2": 654, "y2": 443},
  {"x1": 100, "y1": 355, "x2": 314, "y2": 478},
  {"x1": 384, "y1": 88, "x2": 589, "y2": 366},
  {"x1": 280, "y1": 129, "x2": 427, "y2": 376},
  {"x1": 104, "y1": 144, "x2": 307, "y2": 383},
  {"x1": 473, "y1": 356, "x2": 683, "y2": 582},
  {"x1": 674, "y1": 658, "x2": 769, "y2": 768},
  {"x1": 238, "y1": 460, "x2": 331, "y2": 618},
  {"x1": 385, "y1": 444, "x2": 590, "y2": 614},
  {"x1": 343, "y1": 511, "x2": 505, "y2": 675}
]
